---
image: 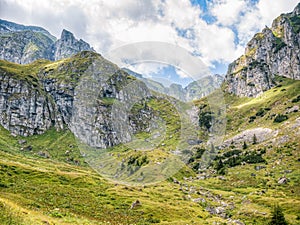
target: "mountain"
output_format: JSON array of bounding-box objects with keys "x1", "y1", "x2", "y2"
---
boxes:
[
  {"x1": 52, "y1": 29, "x2": 95, "y2": 61},
  {"x1": 123, "y1": 68, "x2": 224, "y2": 101},
  {"x1": 0, "y1": 51, "x2": 153, "y2": 148},
  {"x1": 0, "y1": 19, "x2": 94, "y2": 64},
  {"x1": 0, "y1": 19, "x2": 56, "y2": 41},
  {"x1": 0, "y1": 5, "x2": 300, "y2": 225},
  {"x1": 225, "y1": 3, "x2": 300, "y2": 97},
  {"x1": 185, "y1": 74, "x2": 224, "y2": 100}
]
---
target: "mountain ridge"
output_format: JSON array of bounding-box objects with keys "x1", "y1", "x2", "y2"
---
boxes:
[
  {"x1": 225, "y1": 3, "x2": 300, "y2": 97},
  {"x1": 0, "y1": 19, "x2": 94, "y2": 64},
  {"x1": 123, "y1": 68, "x2": 224, "y2": 101}
]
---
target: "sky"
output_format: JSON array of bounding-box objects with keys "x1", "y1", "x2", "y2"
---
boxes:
[{"x1": 0, "y1": 0, "x2": 299, "y2": 86}]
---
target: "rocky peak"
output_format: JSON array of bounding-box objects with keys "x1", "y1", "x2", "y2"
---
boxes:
[
  {"x1": 225, "y1": 3, "x2": 300, "y2": 97},
  {"x1": 52, "y1": 29, "x2": 94, "y2": 61},
  {"x1": 291, "y1": 3, "x2": 300, "y2": 16},
  {"x1": 0, "y1": 20, "x2": 94, "y2": 64},
  {"x1": 60, "y1": 29, "x2": 75, "y2": 42}
]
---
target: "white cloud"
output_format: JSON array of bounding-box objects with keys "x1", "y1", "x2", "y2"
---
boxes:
[
  {"x1": 175, "y1": 68, "x2": 189, "y2": 78},
  {"x1": 235, "y1": 0, "x2": 299, "y2": 46},
  {"x1": 127, "y1": 63, "x2": 167, "y2": 77},
  {"x1": 0, "y1": 0, "x2": 299, "y2": 75},
  {"x1": 209, "y1": 0, "x2": 247, "y2": 26}
]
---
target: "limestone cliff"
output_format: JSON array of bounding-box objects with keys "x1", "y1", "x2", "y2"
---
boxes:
[
  {"x1": 0, "y1": 51, "x2": 152, "y2": 148},
  {"x1": 225, "y1": 3, "x2": 300, "y2": 97},
  {"x1": 0, "y1": 20, "x2": 94, "y2": 64}
]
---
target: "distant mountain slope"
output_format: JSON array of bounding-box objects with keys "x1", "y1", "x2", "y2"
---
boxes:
[
  {"x1": 123, "y1": 68, "x2": 224, "y2": 101},
  {"x1": 0, "y1": 19, "x2": 94, "y2": 64},
  {"x1": 0, "y1": 19, "x2": 56, "y2": 41},
  {"x1": 225, "y1": 3, "x2": 300, "y2": 97}
]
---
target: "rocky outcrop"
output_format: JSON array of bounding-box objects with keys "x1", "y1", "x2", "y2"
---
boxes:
[
  {"x1": 0, "y1": 20, "x2": 94, "y2": 64},
  {"x1": 52, "y1": 29, "x2": 94, "y2": 61},
  {"x1": 225, "y1": 3, "x2": 300, "y2": 97},
  {"x1": 0, "y1": 51, "x2": 153, "y2": 148},
  {"x1": 0, "y1": 30, "x2": 54, "y2": 64}
]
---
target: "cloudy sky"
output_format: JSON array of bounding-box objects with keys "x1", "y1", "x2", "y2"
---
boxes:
[{"x1": 0, "y1": 0, "x2": 299, "y2": 86}]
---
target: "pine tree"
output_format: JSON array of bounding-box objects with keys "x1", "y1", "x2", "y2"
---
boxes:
[
  {"x1": 243, "y1": 141, "x2": 248, "y2": 149},
  {"x1": 210, "y1": 143, "x2": 215, "y2": 153},
  {"x1": 253, "y1": 134, "x2": 257, "y2": 144},
  {"x1": 215, "y1": 159, "x2": 226, "y2": 175},
  {"x1": 268, "y1": 204, "x2": 288, "y2": 225}
]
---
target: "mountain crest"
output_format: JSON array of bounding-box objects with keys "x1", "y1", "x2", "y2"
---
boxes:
[
  {"x1": 60, "y1": 29, "x2": 75, "y2": 41},
  {"x1": 0, "y1": 21, "x2": 94, "y2": 63},
  {"x1": 53, "y1": 29, "x2": 94, "y2": 61},
  {"x1": 225, "y1": 4, "x2": 300, "y2": 97}
]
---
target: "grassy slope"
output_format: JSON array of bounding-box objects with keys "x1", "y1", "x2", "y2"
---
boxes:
[
  {"x1": 0, "y1": 57, "x2": 299, "y2": 224},
  {"x1": 0, "y1": 126, "x2": 211, "y2": 225}
]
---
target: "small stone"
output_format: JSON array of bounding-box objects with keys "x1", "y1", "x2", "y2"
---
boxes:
[
  {"x1": 37, "y1": 151, "x2": 50, "y2": 158},
  {"x1": 130, "y1": 200, "x2": 141, "y2": 209},
  {"x1": 18, "y1": 139, "x2": 27, "y2": 145},
  {"x1": 278, "y1": 177, "x2": 288, "y2": 184},
  {"x1": 25, "y1": 145, "x2": 32, "y2": 151}
]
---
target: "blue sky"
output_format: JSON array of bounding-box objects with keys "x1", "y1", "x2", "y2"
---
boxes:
[{"x1": 0, "y1": 0, "x2": 298, "y2": 87}]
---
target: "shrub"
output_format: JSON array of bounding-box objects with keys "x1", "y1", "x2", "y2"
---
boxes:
[
  {"x1": 256, "y1": 108, "x2": 266, "y2": 117},
  {"x1": 223, "y1": 149, "x2": 242, "y2": 158},
  {"x1": 274, "y1": 114, "x2": 288, "y2": 123},
  {"x1": 249, "y1": 116, "x2": 256, "y2": 123},
  {"x1": 243, "y1": 152, "x2": 266, "y2": 164},
  {"x1": 199, "y1": 111, "x2": 214, "y2": 130},
  {"x1": 268, "y1": 204, "x2": 288, "y2": 225},
  {"x1": 291, "y1": 95, "x2": 300, "y2": 103}
]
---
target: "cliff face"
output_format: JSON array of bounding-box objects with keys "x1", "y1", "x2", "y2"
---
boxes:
[
  {"x1": 0, "y1": 20, "x2": 94, "y2": 64},
  {"x1": 225, "y1": 3, "x2": 300, "y2": 97},
  {"x1": 52, "y1": 29, "x2": 94, "y2": 61},
  {"x1": 0, "y1": 51, "x2": 152, "y2": 148}
]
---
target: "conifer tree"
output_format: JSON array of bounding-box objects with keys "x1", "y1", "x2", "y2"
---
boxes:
[
  {"x1": 268, "y1": 204, "x2": 288, "y2": 225},
  {"x1": 253, "y1": 134, "x2": 257, "y2": 144}
]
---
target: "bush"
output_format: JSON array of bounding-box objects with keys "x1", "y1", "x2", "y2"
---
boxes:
[
  {"x1": 268, "y1": 204, "x2": 288, "y2": 225},
  {"x1": 219, "y1": 150, "x2": 265, "y2": 168},
  {"x1": 249, "y1": 116, "x2": 256, "y2": 123},
  {"x1": 274, "y1": 114, "x2": 288, "y2": 123},
  {"x1": 199, "y1": 111, "x2": 214, "y2": 130},
  {"x1": 243, "y1": 152, "x2": 266, "y2": 164},
  {"x1": 256, "y1": 108, "x2": 266, "y2": 117},
  {"x1": 291, "y1": 95, "x2": 300, "y2": 103},
  {"x1": 223, "y1": 149, "x2": 242, "y2": 158}
]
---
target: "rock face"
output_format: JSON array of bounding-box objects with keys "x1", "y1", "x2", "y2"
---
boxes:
[
  {"x1": 52, "y1": 29, "x2": 94, "y2": 61},
  {"x1": 0, "y1": 51, "x2": 152, "y2": 148},
  {"x1": 0, "y1": 19, "x2": 55, "y2": 40},
  {"x1": 0, "y1": 20, "x2": 94, "y2": 64},
  {"x1": 225, "y1": 3, "x2": 300, "y2": 97},
  {"x1": 185, "y1": 74, "x2": 224, "y2": 101},
  {"x1": 0, "y1": 30, "x2": 54, "y2": 64}
]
